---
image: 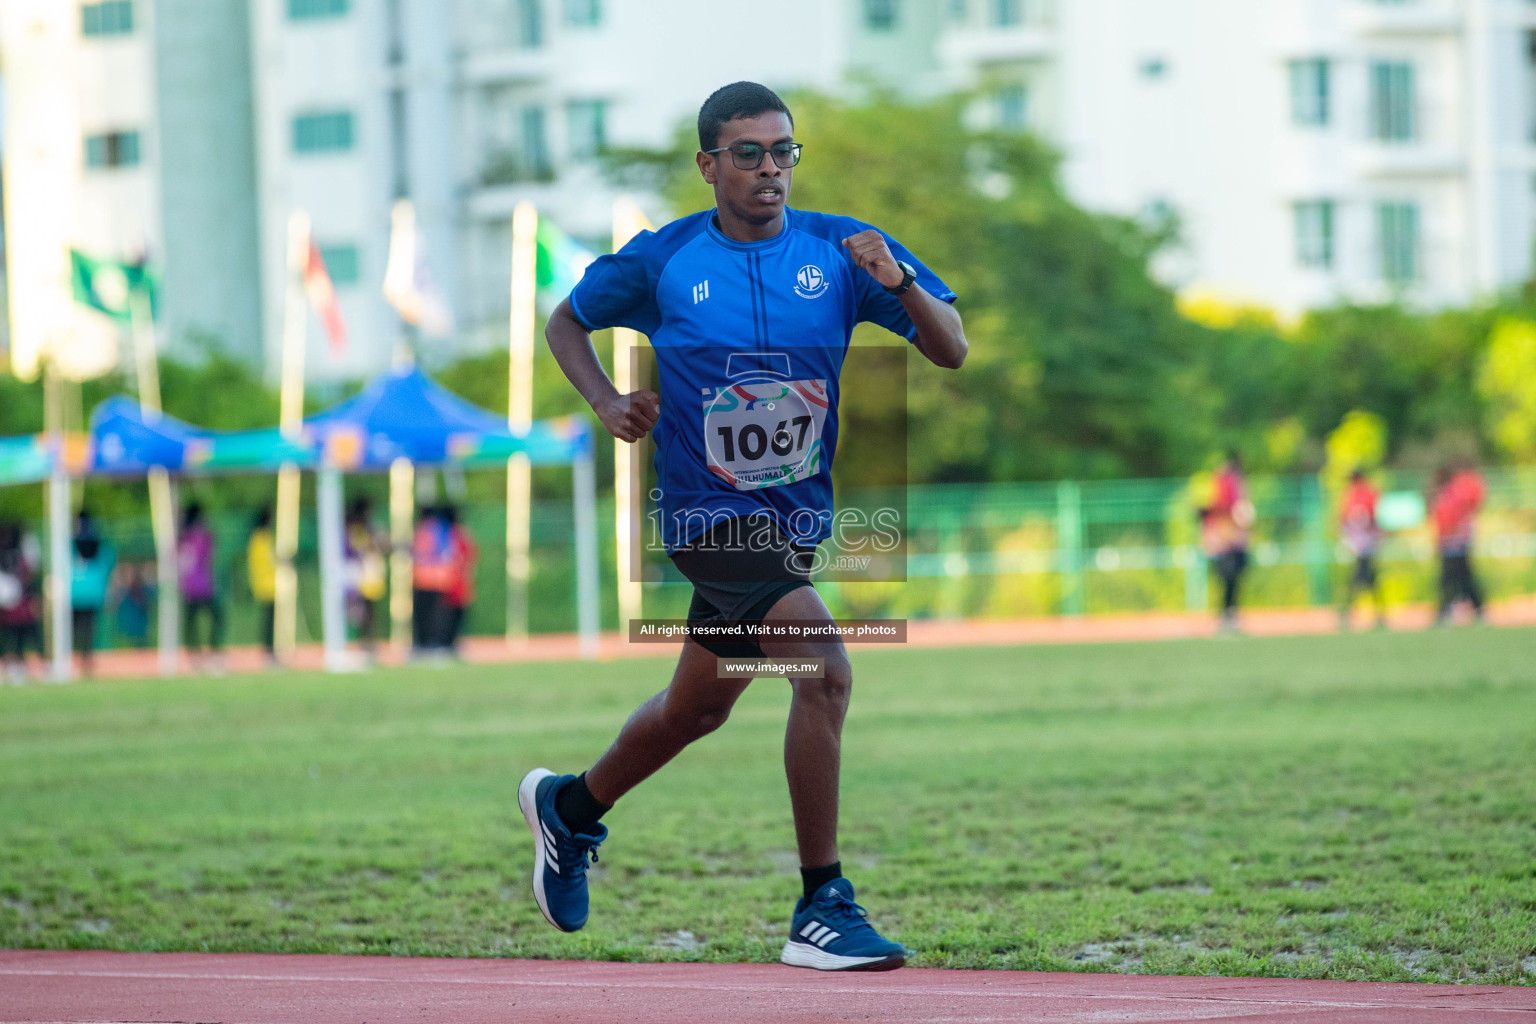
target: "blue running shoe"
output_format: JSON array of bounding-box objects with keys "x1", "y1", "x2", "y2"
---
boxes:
[
  {"x1": 781, "y1": 878, "x2": 906, "y2": 971},
  {"x1": 518, "y1": 767, "x2": 607, "y2": 932}
]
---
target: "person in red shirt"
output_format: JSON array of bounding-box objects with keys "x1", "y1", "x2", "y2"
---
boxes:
[
  {"x1": 411, "y1": 507, "x2": 453, "y2": 654},
  {"x1": 1338, "y1": 469, "x2": 1385, "y2": 630},
  {"x1": 441, "y1": 505, "x2": 478, "y2": 653},
  {"x1": 1199, "y1": 451, "x2": 1254, "y2": 633},
  {"x1": 1433, "y1": 462, "x2": 1486, "y2": 623}
]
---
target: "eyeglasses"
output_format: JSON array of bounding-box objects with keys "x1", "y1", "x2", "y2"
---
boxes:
[{"x1": 704, "y1": 141, "x2": 803, "y2": 171}]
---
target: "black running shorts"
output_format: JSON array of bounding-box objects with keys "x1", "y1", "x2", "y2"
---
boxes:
[{"x1": 668, "y1": 515, "x2": 816, "y2": 659}]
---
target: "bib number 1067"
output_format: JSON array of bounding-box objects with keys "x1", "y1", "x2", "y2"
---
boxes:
[
  {"x1": 701, "y1": 377, "x2": 829, "y2": 491},
  {"x1": 715, "y1": 416, "x2": 813, "y2": 462}
]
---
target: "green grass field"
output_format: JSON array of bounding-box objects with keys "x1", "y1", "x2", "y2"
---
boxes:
[{"x1": 2, "y1": 628, "x2": 1534, "y2": 984}]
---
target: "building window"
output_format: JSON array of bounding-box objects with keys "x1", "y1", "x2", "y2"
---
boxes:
[
  {"x1": 562, "y1": 0, "x2": 601, "y2": 27},
  {"x1": 522, "y1": 106, "x2": 551, "y2": 176},
  {"x1": 1294, "y1": 200, "x2": 1335, "y2": 268},
  {"x1": 1289, "y1": 59, "x2": 1330, "y2": 126},
  {"x1": 1139, "y1": 57, "x2": 1169, "y2": 79},
  {"x1": 518, "y1": 0, "x2": 543, "y2": 47},
  {"x1": 293, "y1": 111, "x2": 355, "y2": 154},
  {"x1": 1526, "y1": 31, "x2": 1536, "y2": 141},
  {"x1": 989, "y1": 0, "x2": 1022, "y2": 27},
  {"x1": 318, "y1": 245, "x2": 360, "y2": 287},
  {"x1": 995, "y1": 84, "x2": 1027, "y2": 129},
  {"x1": 1377, "y1": 201, "x2": 1419, "y2": 284},
  {"x1": 81, "y1": 1, "x2": 133, "y2": 37},
  {"x1": 566, "y1": 99, "x2": 607, "y2": 160},
  {"x1": 864, "y1": 0, "x2": 898, "y2": 30},
  {"x1": 1369, "y1": 61, "x2": 1416, "y2": 141},
  {"x1": 288, "y1": 0, "x2": 348, "y2": 19},
  {"x1": 85, "y1": 131, "x2": 141, "y2": 169}
]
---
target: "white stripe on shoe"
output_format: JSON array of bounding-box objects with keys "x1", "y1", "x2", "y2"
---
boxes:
[
  {"x1": 780, "y1": 939, "x2": 903, "y2": 971},
  {"x1": 816, "y1": 930, "x2": 841, "y2": 948},
  {"x1": 518, "y1": 767, "x2": 560, "y2": 930}
]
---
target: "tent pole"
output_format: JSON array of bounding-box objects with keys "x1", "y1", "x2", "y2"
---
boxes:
[
  {"x1": 506, "y1": 201, "x2": 537, "y2": 644},
  {"x1": 612, "y1": 196, "x2": 647, "y2": 637},
  {"x1": 44, "y1": 365, "x2": 72, "y2": 682},
  {"x1": 573, "y1": 448, "x2": 599, "y2": 660},
  {"x1": 275, "y1": 211, "x2": 311, "y2": 662},
  {"x1": 128, "y1": 288, "x2": 178, "y2": 677},
  {"x1": 150, "y1": 470, "x2": 178, "y2": 675},
  {"x1": 389, "y1": 457, "x2": 414, "y2": 655},
  {"x1": 317, "y1": 465, "x2": 348, "y2": 672},
  {"x1": 47, "y1": 464, "x2": 72, "y2": 682}
]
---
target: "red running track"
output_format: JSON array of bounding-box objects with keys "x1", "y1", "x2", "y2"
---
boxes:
[{"x1": 1, "y1": 951, "x2": 1531, "y2": 1023}]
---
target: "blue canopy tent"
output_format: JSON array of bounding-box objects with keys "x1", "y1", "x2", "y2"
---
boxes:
[
  {"x1": 80, "y1": 398, "x2": 325, "y2": 677},
  {"x1": 54, "y1": 367, "x2": 597, "y2": 679},
  {"x1": 300, "y1": 365, "x2": 599, "y2": 666},
  {"x1": 303, "y1": 364, "x2": 591, "y2": 469},
  {"x1": 90, "y1": 397, "x2": 317, "y2": 476},
  {"x1": 0, "y1": 435, "x2": 55, "y2": 487}
]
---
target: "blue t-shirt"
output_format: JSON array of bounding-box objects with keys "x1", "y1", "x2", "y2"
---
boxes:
[{"x1": 569, "y1": 207, "x2": 955, "y2": 552}]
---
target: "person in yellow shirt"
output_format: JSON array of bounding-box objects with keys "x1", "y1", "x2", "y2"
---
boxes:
[
  {"x1": 346, "y1": 497, "x2": 388, "y2": 657},
  {"x1": 247, "y1": 506, "x2": 278, "y2": 666}
]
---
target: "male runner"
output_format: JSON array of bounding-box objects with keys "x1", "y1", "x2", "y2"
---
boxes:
[{"x1": 522, "y1": 82, "x2": 966, "y2": 971}]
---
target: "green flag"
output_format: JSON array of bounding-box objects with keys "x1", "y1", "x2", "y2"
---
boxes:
[
  {"x1": 534, "y1": 219, "x2": 596, "y2": 311},
  {"x1": 70, "y1": 249, "x2": 158, "y2": 322}
]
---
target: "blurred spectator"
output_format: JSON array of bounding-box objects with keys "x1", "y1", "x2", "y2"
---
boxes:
[
  {"x1": 442, "y1": 505, "x2": 478, "y2": 654},
  {"x1": 0, "y1": 522, "x2": 44, "y2": 682},
  {"x1": 1200, "y1": 451, "x2": 1254, "y2": 634},
  {"x1": 115, "y1": 562, "x2": 154, "y2": 649},
  {"x1": 1338, "y1": 469, "x2": 1385, "y2": 631},
  {"x1": 247, "y1": 506, "x2": 278, "y2": 666},
  {"x1": 1433, "y1": 462, "x2": 1486, "y2": 624},
  {"x1": 178, "y1": 502, "x2": 225, "y2": 671},
  {"x1": 345, "y1": 496, "x2": 388, "y2": 657},
  {"x1": 71, "y1": 510, "x2": 117, "y2": 677},
  {"x1": 412, "y1": 506, "x2": 453, "y2": 654}
]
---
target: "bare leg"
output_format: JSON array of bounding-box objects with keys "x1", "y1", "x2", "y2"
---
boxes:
[
  {"x1": 583, "y1": 638, "x2": 751, "y2": 806},
  {"x1": 761, "y1": 587, "x2": 851, "y2": 870}
]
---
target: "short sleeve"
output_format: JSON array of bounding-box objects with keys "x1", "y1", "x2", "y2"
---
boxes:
[
  {"x1": 568, "y1": 230, "x2": 661, "y2": 336},
  {"x1": 852, "y1": 229, "x2": 957, "y2": 341}
]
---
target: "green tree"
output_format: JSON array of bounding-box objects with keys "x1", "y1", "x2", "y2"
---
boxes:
[
  {"x1": 1479, "y1": 316, "x2": 1536, "y2": 462},
  {"x1": 628, "y1": 91, "x2": 1213, "y2": 483}
]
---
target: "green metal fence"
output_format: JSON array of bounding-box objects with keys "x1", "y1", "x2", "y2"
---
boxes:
[
  {"x1": 824, "y1": 468, "x2": 1536, "y2": 622},
  {"x1": 56, "y1": 467, "x2": 1536, "y2": 647}
]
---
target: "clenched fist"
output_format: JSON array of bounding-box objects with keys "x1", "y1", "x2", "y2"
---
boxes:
[
  {"x1": 841, "y1": 230, "x2": 906, "y2": 290},
  {"x1": 597, "y1": 389, "x2": 660, "y2": 443}
]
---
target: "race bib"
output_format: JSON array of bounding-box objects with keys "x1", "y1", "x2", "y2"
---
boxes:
[{"x1": 702, "y1": 378, "x2": 829, "y2": 490}]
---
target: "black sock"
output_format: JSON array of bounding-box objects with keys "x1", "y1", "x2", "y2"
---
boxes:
[
  {"x1": 553, "y1": 772, "x2": 611, "y2": 836},
  {"x1": 800, "y1": 861, "x2": 842, "y2": 903}
]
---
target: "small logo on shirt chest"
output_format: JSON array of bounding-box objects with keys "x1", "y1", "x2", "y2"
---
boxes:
[
  {"x1": 794, "y1": 265, "x2": 829, "y2": 299},
  {"x1": 693, "y1": 280, "x2": 710, "y2": 304}
]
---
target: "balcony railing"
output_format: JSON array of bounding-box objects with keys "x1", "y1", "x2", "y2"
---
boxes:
[{"x1": 1345, "y1": 0, "x2": 1461, "y2": 36}]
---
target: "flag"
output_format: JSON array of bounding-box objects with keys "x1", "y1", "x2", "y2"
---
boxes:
[
  {"x1": 535, "y1": 217, "x2": 597, "y2": 313},
  {"x1": 383, "y1": 199, "x2": 455, "y2": 339},
  {"x1": 70, "y1": 249, "x2": 157, "y2": 322},
  {"x1": 304, "y1": 242, "x2": 348, "y2": 355}
]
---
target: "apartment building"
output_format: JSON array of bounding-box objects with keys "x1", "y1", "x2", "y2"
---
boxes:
[
  {"x1": 7, "y1": 0, "x2": 1535, "y2": 381},
  {"x1": 4, "y1": 0, "x2": 265, "y2": 372},
  {"x1": 936, "y1": 0, "x2": 1536, "y2": 313}
]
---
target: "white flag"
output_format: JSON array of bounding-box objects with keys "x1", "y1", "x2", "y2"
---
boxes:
[{"x1": 383, "y1": 199, "x2": 455, "y2": 339}]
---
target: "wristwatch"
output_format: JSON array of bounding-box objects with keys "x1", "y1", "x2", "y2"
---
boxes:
[{"x1": 884, "y1": 260, "x2": 917, "y2": 296}]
